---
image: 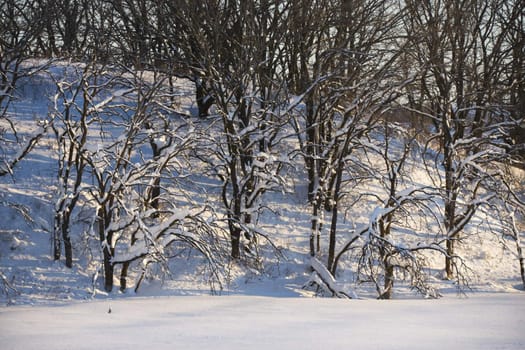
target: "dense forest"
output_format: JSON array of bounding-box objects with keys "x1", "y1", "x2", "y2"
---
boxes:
[{"x1": 1, "y1": 0, "x2": 524, "y2": 300}]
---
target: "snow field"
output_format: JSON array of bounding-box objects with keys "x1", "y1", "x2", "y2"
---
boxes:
[{"x1": 1, "y1": 294, "x2": 524, "y2": 350}]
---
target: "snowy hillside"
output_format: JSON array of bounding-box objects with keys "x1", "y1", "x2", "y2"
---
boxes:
[
  {"x1": 1, "y1": 63, "x2": 523, "y2": 306},
  {"x1": 2, "y1": 0, "x2": 525, "y2": 348}
]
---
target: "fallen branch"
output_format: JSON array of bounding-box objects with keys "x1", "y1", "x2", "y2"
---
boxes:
[{"x1": 304, "y1": 257, "x2": 357, "y2": 299}]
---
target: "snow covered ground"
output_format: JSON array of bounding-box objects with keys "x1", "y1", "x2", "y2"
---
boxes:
[{"x1": 1, "y1": 294, "x2": 524, "y2": 350}]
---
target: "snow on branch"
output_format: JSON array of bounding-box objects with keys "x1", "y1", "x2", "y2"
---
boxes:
[
  {"x1": 305, "y1": 257, "x2": 357, "y2": 299},
  {"x1": 0, "y1": 121, "x2": 51, "y2": 177}
]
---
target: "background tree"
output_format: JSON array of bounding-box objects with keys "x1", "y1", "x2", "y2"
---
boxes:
[
  {"x1": 285, "y1": 0, "x2": 407, "y2": 270},
  {"x1": 168, "y1": 0, "x2": 293, "y2": 260},
  {"x1": 330, "y1": 122, "x2": 446, "y2": 299},
  {"x1": 50, "y1": 63, "x2": 93, "y2": 267},
  {"x1": 403, "y1": 0, "x2": 524, "y2": 279},
  {"x1": 0, "y1": 0, "x2": 50, "y2": 177}
]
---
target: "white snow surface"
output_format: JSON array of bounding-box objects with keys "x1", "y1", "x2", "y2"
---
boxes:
[{"x1": 1, "y1": 294, "x2": 524, "y2": 350}]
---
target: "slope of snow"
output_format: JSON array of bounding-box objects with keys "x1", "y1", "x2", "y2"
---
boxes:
[
  {"x1": 1, "y1": 66, "x2": 523, "y2": 300},
  {"x1": 0, "y1": 64, "x2": 524, "y2": 349}
]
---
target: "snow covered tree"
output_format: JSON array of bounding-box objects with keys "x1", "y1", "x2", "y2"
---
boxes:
[
  {"x1": 59, "y1": 64, "x2": 224, "y2": 293},
  {"x1": 330, "y1": 123, "x2": 445, "y2": 299},
  {"x1": 50, "y1": 63, "x2": 94, "y2": 267},
  {"x1": 153, "y1": 0, "x2": 217, "y2": 117},
  {"x1": 282, "y1": 0, "x2": 330, "y2": 204},
  {"x1": 285, "y1": 0, "x2": 406, "y2": 269},
  {"x1": 33, "y1": 0, "x2": 114, "y2": 59},
  {"x1": 403, "y1": 0, "x2": 525, "y2": 279},
  {"x1": 0, "y1": 0, "x2": 49, "y2": 177},
  {"x1": 77, "y1": 68, "x2": 172, "y2": 292},
  {"x1": 169, "y1": 0, "x2": 293, "y2": 261}
]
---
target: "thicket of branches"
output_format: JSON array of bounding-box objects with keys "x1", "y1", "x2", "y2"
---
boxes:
[{"x1": 1, "y1": 0, "x2": 524, "y2": 298}]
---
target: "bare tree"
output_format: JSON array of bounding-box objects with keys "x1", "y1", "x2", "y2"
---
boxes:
[
  {"x1": 167, "y1": 0, "x2": 293, "y2": 261},
  {"x1": 280, "y1": 0, "x2": 407, "y2": 264},
  {"x1": 0, "y1": 0, "x2": 50, "y2": 177},
  {"x1": 310, "y1": 121, "x2": 450, "y2": 299},
  {"x1": 403, "y1": 0, "x2": 524, "y2": 279},
  {"x1": 50, "y1": 63, "x2": 93, "y2": 267},
  {"x1": 80, "y1": 69, "x2": 170, "y2": 292}
]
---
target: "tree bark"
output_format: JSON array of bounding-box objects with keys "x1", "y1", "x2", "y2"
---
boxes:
[
  {"x1": 196, "y1": 79, "x2": 214, "y2": 118},
  {"x1": 98, "y1": 205, "x2": 114, "y2": 292},
  {"x1": 62, "y1": 214, "x2": 73, "y2": 268},
  {"x1": 327, "y1": 159, "x2": 344, "y2": 272},
  {"x1": 230, "y1": 224, "x2": 241, "y2": 259}
]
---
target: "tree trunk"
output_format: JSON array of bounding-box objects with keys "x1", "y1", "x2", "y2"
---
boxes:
[
  {"x1": 120, "y1": 231, "x2": 138, "y2": 292},
  {"x1": 381, "y1": 263, "x2": 394, "y2": 299},
  {"x1": 379, "y1": 210, "x2": 394, "y2": 299},
  {"x1": 196, "y1": 79, "x2": 214, "y2": 118},
  {"x1": 327, "y1": 162, "x2": 344, "y2": 272},
  {"x1": 103, "y1": 247, "x2": 114, "y2": 292},
  {"x1": 310, "y1": 199, "x2": 321, "y2": 256},
  {"x1": 228, "y1": 174, "x2": 242, "y2": 260},
  {"x1": 518, "y1": 247, "x2": 525, "y2": 289},
  {"x1": 443, "y1": 114, "x2": 457, "y2": 280},
  {"x1": 230, "y1": 225, "x2": 241, "y2": 259},
  {"x1": 120, "y1": 262, "x2": 130, "y2": 292},
  {"x1": 149, "y1": 176, "x2": 161, "y2": 211},
  {"x1": 53, "y1": 212, "x2": 62, "y2": 261},
  {"x1": 98, "y1": 206, "x2": 114, "y2": 292},
  {"x1": 54, "y1": 196, "x2": 76, "y2": 268},
  {"x1": 445, "y1": 239, "x2": 455, "y2": 280},
  {"x1": 62, "y1": 215, "x2": 73, "y2": 268},
  {"x1": 513, "y1": 227, "x2": 525, "y2": 289},
  {"x1": 327, "y1": 200, "x2": 338, "y2": 272},
  {"x1": 53, "y1": 208, "x2": 73, "y2": 268},
  {"x1": 305, "y1": 98, "x2": 317, "y2": 202}
]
